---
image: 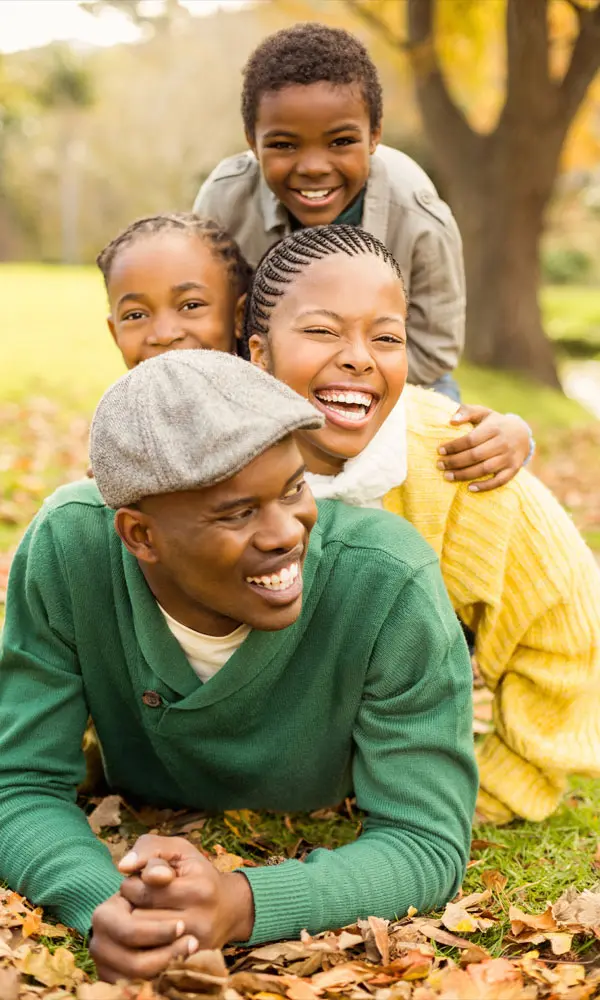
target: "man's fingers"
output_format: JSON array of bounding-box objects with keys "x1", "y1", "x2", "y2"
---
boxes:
[
  {"x1": 123, "y1": 834, "x2": 202, "y2": 870},
  {"x1": 121, "y1": 870, "x2": 215, "y2": 910},
  {"x1": 91, "y1": 932, "x2": 199, "y2": 983},
  {"x1": 94, "y1": 901, "x2": 184, "y2": 950},
  {"x1": 141, "y1": 857, "x2": 177, "y2": 886}
]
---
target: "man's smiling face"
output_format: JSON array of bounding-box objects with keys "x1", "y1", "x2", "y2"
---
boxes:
[{"x1": 117, "y1": 436, "x2": 317, "y2": 636}]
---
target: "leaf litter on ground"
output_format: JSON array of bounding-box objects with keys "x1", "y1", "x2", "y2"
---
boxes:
[{"x1": 4, "y1": 802, "x2": 600, "y2": 1000}]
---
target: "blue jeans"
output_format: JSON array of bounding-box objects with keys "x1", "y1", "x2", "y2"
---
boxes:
[{"x1": 428, "y1": 372, "x2": 461, "y2": 403}]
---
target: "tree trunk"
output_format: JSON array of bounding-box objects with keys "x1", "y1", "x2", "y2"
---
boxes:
[
  {"x1": 402, "y1": 0, "x2": 600, "y2": 387},
  {"x1": 436, "y1": 118, "x2": 564, "y2": 387}
]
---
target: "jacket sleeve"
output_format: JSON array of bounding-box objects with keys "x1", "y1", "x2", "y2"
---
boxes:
[
  {"x1": 242, "y1": 560, "x2": 477, "y2": 944},
  {"x1": 444, "y1": 472, "x2": 600, "y2": 823},
  {"x1": 0, "y1": 516, "x2": 123, "y2": 933},
  {"x1": 404, "y1": 205, "x2": 466, "y2": 387}
]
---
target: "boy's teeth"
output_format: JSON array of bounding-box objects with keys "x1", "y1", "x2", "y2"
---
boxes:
[
  {"x1": 300, "y1": 189, "x2": 332, "y2": 200},
  {"x1": 246, "y1": 562, "x2": 299, "y2": 591}
]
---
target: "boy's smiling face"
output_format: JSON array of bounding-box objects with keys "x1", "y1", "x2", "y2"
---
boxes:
[
  {"x1": 106, "y1": 232, "x2": 238, "y2": 368},
  {"x1": 250, "y1": 81, "x2": 380, "y2": 226}
]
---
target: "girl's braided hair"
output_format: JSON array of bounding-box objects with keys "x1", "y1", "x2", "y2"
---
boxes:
[
  {"x1": 241, "y1": 224, "x2": 406, "y2": 358},
  {"x1": 96, "y1": 213, "x2": 253, "y2": 299}
]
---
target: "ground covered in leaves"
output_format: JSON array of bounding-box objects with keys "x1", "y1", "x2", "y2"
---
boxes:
[
  {"x1": 3, "y1": 793, "x2": 600, "y2": 999},
  {"x1": 1, "y1": 398, "x2": 600, "y2": 999}
]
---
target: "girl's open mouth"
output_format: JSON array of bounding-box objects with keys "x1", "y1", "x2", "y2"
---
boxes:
[{"x1": 312, "y1": 388, "x2": 378, "y2": 429}]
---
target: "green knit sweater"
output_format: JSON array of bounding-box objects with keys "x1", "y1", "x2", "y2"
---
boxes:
[{"x1": 0, "y1": 480, "x2": 477, "y2": 943}]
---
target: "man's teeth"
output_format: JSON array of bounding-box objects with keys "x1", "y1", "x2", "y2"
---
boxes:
[
  {"x1": 299, "y1": 189, "x2": 333, "y2": 200},
  {"x1": 246, "y1": 562, "x2": 300, "y2": 591}
]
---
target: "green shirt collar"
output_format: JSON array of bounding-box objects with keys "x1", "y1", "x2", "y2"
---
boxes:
[{"x1": 121, "y1": 520, "x2": 324, "y2": 707}]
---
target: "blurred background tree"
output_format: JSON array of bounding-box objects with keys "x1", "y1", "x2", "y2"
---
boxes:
[
  {"x1": 340, "y1": 0, "x2": 600, "y2": 386},
  {"x1": 0, "y1": 0, "x2": 598, "y2": 384}
]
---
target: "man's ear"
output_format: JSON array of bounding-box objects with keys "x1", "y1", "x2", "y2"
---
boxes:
[
  {"x1": 248, "y1": 333, "x2": 270, "y2": 372},
  {"x1": 114, "y1": 508, "x2": 159, "y2": 565},
  {"x1": 369, "y1": 125, "x2": 382, "y2": 156},
  {"x1": 234, "y1": 293, "x2": 247, "y2": 345},
  {"x1": 107, "y1": 315, "x2": 117, "y2": 345}
]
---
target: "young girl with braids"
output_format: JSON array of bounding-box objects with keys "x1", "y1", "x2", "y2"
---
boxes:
[
  {"x1": 242, "y1": 224, "x2": 600, "y2": 825},
  {"x1": 97, "y1": 212, "x2": 532, "y2": 491}
]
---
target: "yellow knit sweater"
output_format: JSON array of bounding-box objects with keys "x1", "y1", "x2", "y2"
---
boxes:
[{"x1": 384, "y1": 386, "x2": 600, "y2": 823}]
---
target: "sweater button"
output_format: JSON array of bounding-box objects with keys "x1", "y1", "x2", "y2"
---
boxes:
[{"x1": 142, "y1": 690, "x2": 162, "y2": 708}]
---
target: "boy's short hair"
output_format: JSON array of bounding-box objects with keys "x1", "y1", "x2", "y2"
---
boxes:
[{"x1": 242, "y1": 22, "x2": 383, "y2": 140}]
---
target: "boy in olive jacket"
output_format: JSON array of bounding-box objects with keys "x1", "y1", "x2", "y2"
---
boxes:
[{"x1": 194, "y1": 22, "x2": 465, "y2": 398}]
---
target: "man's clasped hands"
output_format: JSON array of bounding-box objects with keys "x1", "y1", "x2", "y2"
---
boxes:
[{"x1": 90, "y1": 835, "x2": 255, "y2": 983}]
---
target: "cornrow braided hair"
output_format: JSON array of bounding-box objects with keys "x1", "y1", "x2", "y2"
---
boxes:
[
  {"x1": 96, "y1": 213, "x2": 253, "y2": 299},
  {"x1": 241, "y1": 224, "x2": 406, "y2": 358}
]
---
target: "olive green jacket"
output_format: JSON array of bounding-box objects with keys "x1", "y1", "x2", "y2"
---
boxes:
[{"x1": 193, "y1": 145, "x2": 466, "y2": 386}]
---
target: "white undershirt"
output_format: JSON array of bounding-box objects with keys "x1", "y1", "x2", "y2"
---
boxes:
[{"x1": 159, "y1": 605, "x2": 250, "y2": 684}]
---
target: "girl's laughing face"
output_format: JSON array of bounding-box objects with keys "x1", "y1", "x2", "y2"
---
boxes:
[{"x1": 249, "y1": 253, "x2": 408, "y2": 476}]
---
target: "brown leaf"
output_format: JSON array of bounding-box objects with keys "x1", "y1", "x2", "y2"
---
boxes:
[
  {"x1": 17, "y1": 944, "x2": 83, "y2": 989},
  {"x1": 21, "y1": 909, "x2": 42, "y2": 938},
  {"x1": 283, "y1": 979, "x2": 321, "y2": 1000},
  {"x1": 552, "y1": 885, "x2": 600, "y2": 929},
  {"x1": 546, "y1": 931, "x2": 573, "y2": 955},
  {"x1": 88, "y1": 795, "x2": 123, "y2": 834},
  {"x1": 158, "y1": 948, "x2": 227, "y2": 995},
  {"x1": 248, "y1": 942, "x2": 314, "y2": 965},
  {"x1": 481, "y1": 869, "x2": 508, "y2": 893},
  {"x1": 458, "y1": 889, "x2": 492, "y2": 909},
  {"x1": 509, "y1": 903, "x2": 558, "y2": 937},
  {"x1": 418, "y1": 922, "x2": 482, "y2": 950},
  {"x1": 358, "y1": 915, "x2": 390, "y2": 965},
  {"x1": 229, "y1": 971, "x2": 288, "y2": 996},
  {"x1": 441, "y1": 902, "x2": 479, "y2": 934},
  {"x1": 0, "y1": 967, "x2": 19, "y2": 1000},
  {"x1": 592, "y1": 843, "x2": 600, "y2": 870},
  {"x1": 310, "y1": 960, "x2": 369, "y2": 990},
  {"x1": 77, "y1": 984, "x2": 128, "y2": 999}
]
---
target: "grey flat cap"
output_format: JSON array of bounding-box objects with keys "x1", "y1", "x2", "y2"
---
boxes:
[{"x1": 90, "y1": 350, "x2": 324, "y2": 508}]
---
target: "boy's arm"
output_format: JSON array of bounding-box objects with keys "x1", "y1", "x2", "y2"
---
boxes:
[
  {"x1": 404, "y1": 211, "x2": 466, "y2": 387},
  {"x1": 239, "y1": 561, "x2": 477, "y2": 943},
  {"x1": 444, "y1": 473, "x2": 600, "y2": 823},
  {"x1": 0, "y1": 518, "x2": 123, "y2": 932}
]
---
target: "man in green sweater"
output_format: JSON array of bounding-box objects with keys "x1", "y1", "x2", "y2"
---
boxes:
[{"x1": 0, "y1": 350, "x2": 476, "y2": 983}]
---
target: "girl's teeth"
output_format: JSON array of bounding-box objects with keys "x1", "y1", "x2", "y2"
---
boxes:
[{"x1": 316, "y1": 390, "x2": 372, "y2": 406}]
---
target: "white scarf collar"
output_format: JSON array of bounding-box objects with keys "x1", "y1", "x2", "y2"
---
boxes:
[{"x1": 305, "y1": 396, "x2": 407, "y2": 507}]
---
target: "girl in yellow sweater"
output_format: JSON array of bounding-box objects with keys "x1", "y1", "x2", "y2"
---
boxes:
[
  {"x1": 240, "y1": 225, "x2": 600, "y2": 825},
  {"x1": 96, "y1": 215, "x2": 600, "y2": 822}
]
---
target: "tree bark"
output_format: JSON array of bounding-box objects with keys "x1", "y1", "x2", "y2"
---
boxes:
[{"x1": 348, "y1": 0, "x2": 600, "y2": 387}]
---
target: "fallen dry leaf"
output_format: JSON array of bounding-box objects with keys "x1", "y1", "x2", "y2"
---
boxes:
[
  {"x1": 87, "y1": 795, "x2": 123, "y2": 835},
  {"x1": 157, "y1": 948, "x2": 227, "y2": 994},
  {"x1": 0, "y1": 966, "x2": 19, "y2": 1000},
  {"x1": 552, "y1": 884, "x2": 600, "y2": 929},
  {"x1": 17, "y1": 945, "x2": 84, "y2": 989},
  {"x1": 509, "y1": 903, "x2": 558, "y2": 937},
  {"x1": 482, "y1": 869, "x2": 508, "y2": 893},
  {"x1": 358, "y1": 915, "x2": 390, "y2": 964}
]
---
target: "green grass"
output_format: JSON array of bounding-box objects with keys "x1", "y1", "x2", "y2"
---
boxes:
[
  {"x1": 541, "y1": 284, "x2": 600, "y2": 358},
  {"x1": 0, "y1": 263, "x2": 122, "y2": 412}
]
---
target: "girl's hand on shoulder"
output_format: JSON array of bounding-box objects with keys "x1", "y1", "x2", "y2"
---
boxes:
[{"x1": 437, "y1": 404, "x2": 533, "y2": 493}]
